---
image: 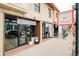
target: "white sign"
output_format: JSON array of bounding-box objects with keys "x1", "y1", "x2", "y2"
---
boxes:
[
  {"x1": 18, "y1": 18, "x2": 36, "y2": 25},
  {"x1": 59, "y1": 10, "x2": 72, "y2": 24}
]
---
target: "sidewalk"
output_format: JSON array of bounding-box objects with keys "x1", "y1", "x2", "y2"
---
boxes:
[{"x1": 14, "y1": 33, "x2": 74, "y2": 56}]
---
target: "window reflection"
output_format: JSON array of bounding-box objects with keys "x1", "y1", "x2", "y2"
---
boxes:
[{"x1": 5, "y1": 19, "x2": 18, "y2": 51}]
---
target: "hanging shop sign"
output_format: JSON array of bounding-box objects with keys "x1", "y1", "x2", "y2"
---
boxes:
[{"x1": 17, "y1": 18, "x2": 36, "y2": 25}]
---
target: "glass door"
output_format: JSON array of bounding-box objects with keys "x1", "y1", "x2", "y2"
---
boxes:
[
  {"x1": 26, "y1": 25, "x2": 31, "y2": 43},
  {"x1": 19, "y1": 24, "x2": 26, "y2": 45},
  {"x1": 26, "y1": 25, "x2": 36, "y2": 44}
]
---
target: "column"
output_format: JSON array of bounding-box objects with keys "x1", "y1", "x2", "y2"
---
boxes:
[
  {"x1": 35, "y1": 21, "x2": 41, "y2": 43},
  {"x1": 40, "y1": 21, "x2": 42, "y2": 43},
  {"x1": 0, "y1": 12, "x2": 4, "y2": 56}
]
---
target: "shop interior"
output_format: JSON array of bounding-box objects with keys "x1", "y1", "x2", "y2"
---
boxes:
[{"x1": 42, "y1": 22, "x2": 53, "y2": 39}]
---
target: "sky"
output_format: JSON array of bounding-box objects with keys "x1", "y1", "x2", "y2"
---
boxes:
[
  {"x1": 50, "y1": 0, "x2": 77, "y2": 12},
  {"x1": 54, "y1": 2, "x2": 75, "y2": 12}
]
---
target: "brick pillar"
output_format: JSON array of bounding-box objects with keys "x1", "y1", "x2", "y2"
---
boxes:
[
  {"x1": 35, "y1": 21, "x2": 40, "y2": 43},
  {"x1": 0, "y1": 12, "x2": 4, "y2": 56}
]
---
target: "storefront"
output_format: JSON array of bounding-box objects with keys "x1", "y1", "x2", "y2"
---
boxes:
[
  {"x1": 42, "y1": 22, "x2": 54, "y2": 39},
  {"x1": 4, "y1": 14, "x2": 40, "y2": 51}
]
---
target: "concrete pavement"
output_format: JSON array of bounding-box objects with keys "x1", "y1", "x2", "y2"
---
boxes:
[{"x1": 14, "y1": 33, "x2": 75, "y2": 56}]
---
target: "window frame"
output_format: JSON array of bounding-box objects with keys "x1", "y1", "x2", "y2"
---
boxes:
[
  {"x1": 34, "y1": 3, "x2": 40, "y2": 13},
  {"x1": 48, "y1": 8, "x2": 51, "y2": 18}
]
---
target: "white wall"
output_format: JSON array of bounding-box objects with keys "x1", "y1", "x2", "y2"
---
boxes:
[{"x1": 10, "y1": 3, "x2": 54, "y2": 23}]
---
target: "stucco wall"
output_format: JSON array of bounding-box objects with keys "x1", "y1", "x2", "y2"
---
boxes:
[
  {"x1": 0, "y1": 12, "x2": 4, "y2": 56},
  {"x1": 59, "y1": 11, "x2": 72, "y2": 24},
  {"x1": 53, "y1": 10, "x2": 58, "y2": 24},
  {"x1": 10, "y1": 3, "x2": 54, "y2": 23}
]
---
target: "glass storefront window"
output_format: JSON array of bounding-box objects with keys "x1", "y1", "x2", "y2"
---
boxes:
[
  {"x1": 4, "y1": 16, "x2": 36, "y2": 51},
  {"x1": 42, "y1": 23, "x2": 45, "y2": 38},
  {"x1": 18, "y1": 25, "x2": 35, "y2": 45},
  {"x1": 42, "y1": 22, "x2": 53, "y2": 38},
  {"x1": 26, "y1": 25, "x2": 35, "y2": 41},
  {"x1": 5, "y1": 19, "x2": 18, "y2": 51},
  {"x1": 19, "y1": 24, "x2": 27, "y2": 45}
]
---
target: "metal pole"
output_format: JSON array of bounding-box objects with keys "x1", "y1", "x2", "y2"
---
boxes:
[{"x1": 75, "y1": 3, "x2": 78, "y2": 56}]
